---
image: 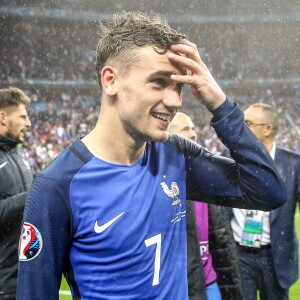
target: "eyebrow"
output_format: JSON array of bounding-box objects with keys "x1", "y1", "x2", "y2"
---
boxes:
[{"x1": 148, "y1": 70, "x2": 176, "y2": 79}]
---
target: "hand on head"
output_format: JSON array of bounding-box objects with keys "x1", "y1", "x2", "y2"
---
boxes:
[{"x1": 167, "y1": 39, "x2": 226, "y2": 110}]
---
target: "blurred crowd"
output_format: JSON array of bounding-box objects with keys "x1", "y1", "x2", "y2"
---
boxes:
[
  {"x1": 1, "y1": 19, "x2": 96, "y2": 83},
  {"x1": 24, "y1": 89, "x2": 100, "y2": 172},
  {"x1": 1, "y1": 4, "x2": 300, "y2": 172},
  {"x1": 1, "y1": 17, "x2": 299, "y2": 84},
  {"x1": 18, "y1": 88, "x2": 299, "y2": 173}
]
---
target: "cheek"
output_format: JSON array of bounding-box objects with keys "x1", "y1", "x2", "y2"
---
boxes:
[
  {"x1": 178, "y1": 131, "x2": 189, "y2": 139},
  {"x1": 15, "y1": 123, "x2": 22, "y2": 132},
  {"x1": 253, "y1": 130, "x2": 263, "y2": 140}
]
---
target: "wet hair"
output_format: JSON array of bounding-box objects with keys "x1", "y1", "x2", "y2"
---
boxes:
[
  {"x1": 0, "y1": 87, "x2": 31, "y2": 111},
  {"x1": 96, "y1": 11, "x2": 186, "y2": 90},
  {"x1": 249, "y1": 103, "x2": 279, "y2": 136}
]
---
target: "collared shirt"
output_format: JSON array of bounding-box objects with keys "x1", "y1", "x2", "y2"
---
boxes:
[{"x1": 231, "y1": 142, "x2": 276, "y2": 246}]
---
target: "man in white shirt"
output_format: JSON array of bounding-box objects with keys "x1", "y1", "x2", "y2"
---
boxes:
[{"x1": 229, "y1": 103, "x2": 300, "y2": 300}]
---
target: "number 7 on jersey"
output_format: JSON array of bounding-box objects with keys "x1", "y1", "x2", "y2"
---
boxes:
[{"x1": 145, "y1": 234, "x2": 162, "y2": 286}]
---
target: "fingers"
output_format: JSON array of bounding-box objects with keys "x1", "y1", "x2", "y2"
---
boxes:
[
  {"x1": 166, "y1": 50, "x2": 208, "y2": 86},
  {"x1": 178, "y1": 39, "x2": 198, "y2": 49},
  {"x1": 166, "y1": 40, "x2": 226, "y2": 109},
  {"x1": 169, "y1": 42, "x2": 208, "y2": 71},
  {"x1": 167, "y1": 44, "x2": 208, "y2": 75}
]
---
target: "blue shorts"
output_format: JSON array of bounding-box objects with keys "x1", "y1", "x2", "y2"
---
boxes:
[{"x1": 206, "y1": 281, "x2": 222, "y2": 300}]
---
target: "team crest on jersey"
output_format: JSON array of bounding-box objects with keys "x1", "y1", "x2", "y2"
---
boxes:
[
  {"x1": 19, "y1": 222, "x2": 43, "y2": 261},
  {"x1": 160, "y1": 181, "x2": 181, "y2": 205}
]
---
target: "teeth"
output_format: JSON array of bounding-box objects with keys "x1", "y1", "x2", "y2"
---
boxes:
[{"x1": 153, "y1": 113, "x2": 172, "y2": 122}]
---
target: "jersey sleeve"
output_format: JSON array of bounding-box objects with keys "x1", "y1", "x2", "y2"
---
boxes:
[
  {"x1": 16, "y1": 174, "x2": 71, "y2": 300},
  {"x1": 170, "y1": 100, "x2": 286, "y2": 211}
]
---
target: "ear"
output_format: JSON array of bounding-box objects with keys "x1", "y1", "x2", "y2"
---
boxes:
[
  {"x1": 101, "y1": 66, "x2": 118, "y2": 96},
  {"x1": 0, "y1": 111, "x2": 7, "y2": 126},
  {"x1": 264, "y1": 124, "x2": 273, "y2": 137}
]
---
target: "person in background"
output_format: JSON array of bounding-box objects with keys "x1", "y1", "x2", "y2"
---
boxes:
[
  {"x1": 228, "y1": 103, "x2": 300, "y2": 300},
  {"x1": 0, "y1": 87, "x2": 33, "y2": 300},
  {"x1": 17, "y1": 12, "x2": 285, "y2": 299},
  {"x1": 169, "y1": 112, "x2": 243, "y2": 300}
]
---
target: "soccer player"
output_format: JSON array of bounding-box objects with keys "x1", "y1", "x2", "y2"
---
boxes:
[{"x1": 17, "y1": 12, "x2": 286, "y2": 299}]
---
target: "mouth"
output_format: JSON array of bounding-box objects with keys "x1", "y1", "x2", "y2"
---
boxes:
[
  {"x1": 151, "y1": 112, "x2": 173, "y2": 124},
  {"x1": 19, "y1": 131, "x2": 26, "y2": 140}
]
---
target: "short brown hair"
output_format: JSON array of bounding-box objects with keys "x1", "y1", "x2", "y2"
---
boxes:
[
  {"x1": 0, "y1": 87, "x2": 31, "y2": 111},
  {"x1": 96, "y1": 11, "x2": 185, "y2": 90}
]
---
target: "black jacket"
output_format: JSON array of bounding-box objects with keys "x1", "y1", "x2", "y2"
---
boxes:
[
  {"x1": 0, "y1": 135, "x2": 33, "y2": 299},
  {"x1": 187, "y1": 200, "x2": 244, "y2": 300}
]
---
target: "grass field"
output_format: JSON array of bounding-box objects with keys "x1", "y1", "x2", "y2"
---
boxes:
[
  {"x1": 59, "y1": 210, "x2": 300, "y2": 300},
  {"x1": 289, "y1": 210, "x2": 300, "y2": 299}
]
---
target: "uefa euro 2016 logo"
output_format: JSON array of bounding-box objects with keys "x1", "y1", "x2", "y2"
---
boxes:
[{"x1": 19, "y1": 222, "x2": 43, "y2": 261}]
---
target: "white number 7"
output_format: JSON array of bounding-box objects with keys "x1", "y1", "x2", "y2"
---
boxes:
[{"x1": 144, "y1": 234, "x2": 162, "y2": 286}]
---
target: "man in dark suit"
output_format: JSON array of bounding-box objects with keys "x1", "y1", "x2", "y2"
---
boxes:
[{"x1": 229, "y1": 103, "x2": 300, "y2": 300}]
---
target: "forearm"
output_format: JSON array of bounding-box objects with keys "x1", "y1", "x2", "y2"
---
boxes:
[{"x1": 186, "y1": 100, "x2": 286, "y2": 210}]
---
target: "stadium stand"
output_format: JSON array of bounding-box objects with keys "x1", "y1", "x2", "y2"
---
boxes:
[{"x1": 1, "y1": 0, "x2": 299, "y2": 171}]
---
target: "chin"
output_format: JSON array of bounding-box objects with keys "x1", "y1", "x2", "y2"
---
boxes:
[
  {"x1": 7, "y1": 134, "x2": 21, "y2": 142},
  {"x1": 149, "y1": 133, "x2": 169, "y2": 142}
]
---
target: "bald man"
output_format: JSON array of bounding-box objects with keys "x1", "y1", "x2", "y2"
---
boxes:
[
  {"x1": 169, "y1": 112, "x2": 243, "y2": 300},
  {"x1": 168, "y1": 112, "x2": 197, "y2": 142}
]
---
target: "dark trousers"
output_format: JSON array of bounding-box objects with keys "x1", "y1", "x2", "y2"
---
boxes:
[{"x1": 237, "y1": 245, "x2": 289, "y2": 300}]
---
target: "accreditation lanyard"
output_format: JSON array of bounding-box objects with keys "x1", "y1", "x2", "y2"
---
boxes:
[{"x1": 240, "y1": 210, "x2": 264, "y2": 248}]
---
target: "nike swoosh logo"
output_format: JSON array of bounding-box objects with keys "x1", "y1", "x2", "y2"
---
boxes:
[
  {"x1": 0, "y1": 162, "x2": 7, "y2": 169},
  {"x1": 94, "y1": 212, "x2": 125, "y2": 233}
]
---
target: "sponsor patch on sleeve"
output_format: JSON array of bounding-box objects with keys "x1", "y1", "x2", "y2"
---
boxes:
[{"x1": 19, "y1": 222, "x2": 43, "y2": 261}]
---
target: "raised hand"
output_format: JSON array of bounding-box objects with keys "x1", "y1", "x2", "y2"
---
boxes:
[{"x1": 167, "y1": 39, "x2": 226, "y2": 111}]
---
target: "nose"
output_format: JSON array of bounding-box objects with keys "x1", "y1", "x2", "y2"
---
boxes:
[
  {"x1": 190, "y1": 130, "x2": 197, "y2": 142},
  {"x1": 25, "y1": 116, "x2": 31, "y2": 128},
  {"x1": 163, "y1": 89, "x2": 182, "y2": 111}
]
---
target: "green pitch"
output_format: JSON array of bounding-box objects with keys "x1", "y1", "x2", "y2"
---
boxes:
[
  {"x1": 59, "y1": 278, "x2": 71, "y2": 300},
  {"x1": 59, "y1": 208, "x2": 300, "y2": 300},
  {"x1": 289, "y1": 208, "x2": 300, "y2": 299}
]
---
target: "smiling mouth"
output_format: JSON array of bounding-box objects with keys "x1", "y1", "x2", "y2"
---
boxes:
[{"x1": 152, "y1": 113, "x2": 173, "y2": 123}]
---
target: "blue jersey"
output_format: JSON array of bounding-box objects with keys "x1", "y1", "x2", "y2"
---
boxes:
[{"x1": 17, "y1": 101, "x2": 286, "y2": 299}]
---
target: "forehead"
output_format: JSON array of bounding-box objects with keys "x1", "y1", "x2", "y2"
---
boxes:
[
  {"x1": 244, "y1": 106, "x2": 263, "y2": 119},
  {"x1": 173, "y1": 114, "x2": 195, "y2": 129},
  {"x1": 129, "y1": 46, "x2": 184, "y2": 76},
  {"x1": 6, "y1": 103, "x2": 27, "y2": 116}
]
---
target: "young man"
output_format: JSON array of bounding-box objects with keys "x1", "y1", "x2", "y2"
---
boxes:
[
  {"x1": 0, "y1": 87, "x2": 33, "y2": 300},
  {"x1": 17, "y1": 12, "x2": 285, "y2": 299},
  {"x1": 169, "y1": 112, "x2": 243, "y2": 300},
  {"x1": 229, "y1": 103, "x2": 300, "y2": 300}
]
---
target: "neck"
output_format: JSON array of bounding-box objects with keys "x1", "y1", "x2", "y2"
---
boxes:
[
  {"x1": 82, "y1": 111, "x2": 146, "y2": 166},
  {"x1": 264, "y1": 139, "x2": 274, "y2": 153}
]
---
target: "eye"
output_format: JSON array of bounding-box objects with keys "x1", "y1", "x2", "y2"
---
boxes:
[
  {"x1": 245, "y1": 120, "x2": 251, "y2": 127},
  {"x1": 153, "y1": 78, "x2": 167, "y2": 89}
]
